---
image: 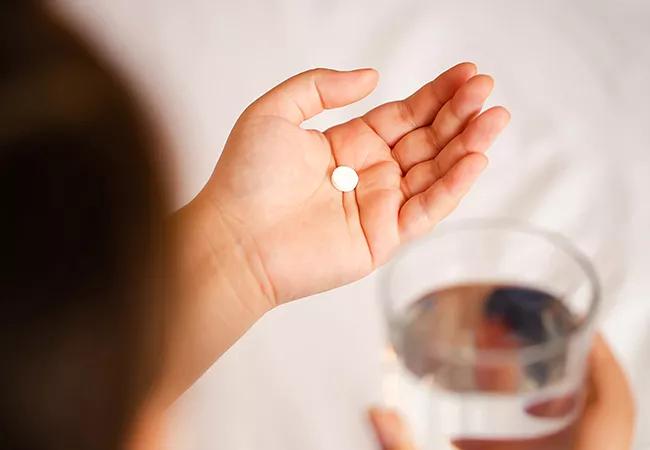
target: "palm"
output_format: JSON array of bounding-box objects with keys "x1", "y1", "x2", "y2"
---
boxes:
[{"x1": 209, "y1": 64, "x2": 509, "y2": 302}]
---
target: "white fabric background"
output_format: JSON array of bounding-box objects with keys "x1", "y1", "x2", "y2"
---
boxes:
[{"x1": 56, "y1": 1, "x2": 650, "y2": 448}]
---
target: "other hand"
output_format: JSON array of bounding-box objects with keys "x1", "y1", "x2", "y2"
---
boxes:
[{"x1": 369, "y1": 335, "x2": 635, "y2": 450}]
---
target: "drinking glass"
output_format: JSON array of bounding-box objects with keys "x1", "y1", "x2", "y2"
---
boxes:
[{"x1": 380, "y1": 220, "x2": 600, "y2": 450}]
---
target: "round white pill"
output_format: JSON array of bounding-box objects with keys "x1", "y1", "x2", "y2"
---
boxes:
[{"x1": 331, "y1": 165, "x2": 359, "y2": 193}]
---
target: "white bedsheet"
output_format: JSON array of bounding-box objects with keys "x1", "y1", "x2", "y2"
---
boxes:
[{"x1": 58, "y1": 1, "x2": 650, "y2": 448}]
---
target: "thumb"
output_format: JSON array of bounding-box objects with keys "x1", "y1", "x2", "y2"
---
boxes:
[
  {"x1": 245, "y1": 67, "x2": 379, "y2": 124},
  {"x1": 369, "y1": 408, "x2": 418, "y2": 450},
  {"x1": 574, "y1": 334, "x2": 635, "y2": 450}
]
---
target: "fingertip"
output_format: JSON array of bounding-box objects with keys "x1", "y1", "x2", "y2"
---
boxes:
[
  {"x1": 357, "y1": 67, "x2": 379, "y2": 77},
  {"x1": 346, "y1": 67, "x2": 378, "y2": 76},
  {"x1": 589, "y1": 333, "x2": 618, "y2": 369},
  {"x1": 590, "y1": 333, "x2": 608, "y2": 357},
  {"x1": 314, "y1": 67, "x2": 379, "y2": 108},
  {"x1": 368, "y1": 406, "x2": 383, "y2": 420},
  {"x1": 481, "y1": 105, "x2": 511, "y2": 129},
  {"x1": 459, "y1": 152, "x2": 489, "y2": 183},
  {"x1": 456, "y1": 61, "x2": 478, "y2": 76},
  {"x1": 348, "y1": 67, "x2": 380, "y2": 92},
  {"x1": 368, "y1": 408, "x2": 391, "y2": 445},
  {"x1": 360, "y1": 67, "x2": 380, "y2": 85},
  {"x1": 369, "y1": 409, "x2": 403, "y2": 449},
  {"x1": 470, "y1": 73, "x2": 495, "y2": 91},
  {"x1": 493, "y1": 105, "x2": 512, "y2": 124},
  {"x1": 455, "y1": 74, "x2": 494, "y2": 104},
  {"x1": 437, "y1": 153, "x2": 484, "y2": 200},
  {"x1": 368, "y1": 406, "x2": 396, "y2": 421},
  {"x1": 438, "y1": 62, "x2": 477, "y2": 86},
  {"x1": 470, "y1": 151, "x2": 489, "y2": 171}
]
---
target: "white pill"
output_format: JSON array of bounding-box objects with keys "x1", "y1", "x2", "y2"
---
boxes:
[{"x1": 331, "y1": 165, "x2": 359, "y2": 192}]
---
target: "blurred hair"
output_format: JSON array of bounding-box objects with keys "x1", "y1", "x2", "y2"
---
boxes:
[{"x1": 0, "y1": 3, "x2": 168, "y2": 449}]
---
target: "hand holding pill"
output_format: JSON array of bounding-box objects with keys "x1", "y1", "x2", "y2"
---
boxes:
[{"x1": 196, "y1": 63, "x2": 510, "y2": 304}]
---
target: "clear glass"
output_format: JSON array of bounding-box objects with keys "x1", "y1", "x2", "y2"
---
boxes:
[{"x1": 380, "y1": 220, "x2": 600, "y2": 450}]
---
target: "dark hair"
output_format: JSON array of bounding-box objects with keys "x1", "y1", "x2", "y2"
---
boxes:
[{"x1": 0, "y1": 3, "x2": 168, "y2": 449}]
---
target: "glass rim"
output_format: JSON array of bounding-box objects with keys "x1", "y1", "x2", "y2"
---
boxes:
[{"x1": 380, "y1": 218, "x2": 601, "y2": 365}]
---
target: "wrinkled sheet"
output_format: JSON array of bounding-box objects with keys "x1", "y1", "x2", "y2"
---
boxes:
[{"x1": 58, "y1": 0, "x2": 650, "y2": 448}]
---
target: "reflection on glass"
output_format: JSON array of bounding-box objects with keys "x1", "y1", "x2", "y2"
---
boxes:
[{"x1": 381, "y1": 220, "x2": 599, "y2": 450}]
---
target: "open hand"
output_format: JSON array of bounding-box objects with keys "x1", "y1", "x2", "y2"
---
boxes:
[{"x1": 198, "y1": 63, "x2": 509, "y2": 303}]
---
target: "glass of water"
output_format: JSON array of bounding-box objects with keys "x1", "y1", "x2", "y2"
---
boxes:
[{"x1": 380, "y1": 220, "x2": 600, "y2": 450}]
